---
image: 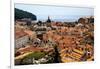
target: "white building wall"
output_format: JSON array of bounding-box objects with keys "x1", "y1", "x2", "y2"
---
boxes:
[{"x1": 15, "y1": 35, "x2": 29, "y2": 48}]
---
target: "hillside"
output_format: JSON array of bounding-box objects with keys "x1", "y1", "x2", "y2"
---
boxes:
[{"x1": 15, "y1": 8, "x2": 37, "y2": 20}]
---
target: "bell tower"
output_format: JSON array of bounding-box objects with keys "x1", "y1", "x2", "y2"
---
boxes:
[{"x1": 46, "y1": 16, "x2": 51, "y2": 23}]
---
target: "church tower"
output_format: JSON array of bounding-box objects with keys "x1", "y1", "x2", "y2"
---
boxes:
[{"x1": 46, "y1": 16, "x2": 51, "y2": 23}]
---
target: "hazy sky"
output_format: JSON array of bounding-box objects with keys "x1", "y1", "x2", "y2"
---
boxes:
[{"x1": 15, "y1": 3, "x2": 94, "y2": 21}]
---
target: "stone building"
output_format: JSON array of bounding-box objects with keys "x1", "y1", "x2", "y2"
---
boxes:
[{"x1": 15, "y1": 31, "x2": 29, "y2": 48}]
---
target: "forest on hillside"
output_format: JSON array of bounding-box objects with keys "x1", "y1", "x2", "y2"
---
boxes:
[{"x1": 15, "y1": 8, "x2": 37, "y2": 20}]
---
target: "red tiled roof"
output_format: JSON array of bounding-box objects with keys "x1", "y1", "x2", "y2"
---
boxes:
[
  {"x1": 17, "y1": 46, "x2": 43, "y2": 53},
  {"x1": 15, "y1": 31, "x2": 28, "y2": 39}
]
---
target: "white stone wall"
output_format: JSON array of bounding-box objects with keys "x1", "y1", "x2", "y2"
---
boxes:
[{"x1": 15, "y1": 35, "x2": 29, "y2": 48}]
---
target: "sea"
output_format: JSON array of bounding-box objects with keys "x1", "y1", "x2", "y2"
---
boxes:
[{"x1": 36, "y1": 19, "x2": 78, "y2": 23}]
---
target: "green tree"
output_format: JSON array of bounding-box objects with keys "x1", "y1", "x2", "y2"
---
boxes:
[{"x1": 20, "y1": 52, "x2": 45, "y2": 65}]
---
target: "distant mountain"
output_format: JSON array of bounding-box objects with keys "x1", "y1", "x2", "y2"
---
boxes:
[{"x1": 15, "y1": 8, "x2": 37, "y2": 20}]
